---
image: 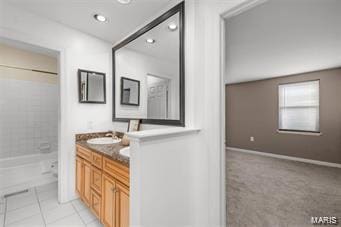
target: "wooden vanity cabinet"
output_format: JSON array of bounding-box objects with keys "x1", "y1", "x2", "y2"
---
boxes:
[
  {"x1": 91, "y1": 166, "x2": 102, "y2": 194},
  {"x1": 102, "y1": 156, "x2": 130, "y2": 227},
  {"x1": 75, "y1": 156, "x2": 83, "y2": 196},
  {"x1": 75, "y1": 156, "x2": 91, "y2": 206},
  {"x1": 102, "y1": 174, "x2": 116, "y2": 227},
  {"x1": 83, "y1": 160, "x2": 92, "y2": 206},
  {"x1": 90, "y1": 190, "x2": 102, "y2": 219},
  {"x1": 115, "y1": 181, "x2": 130, "y2": 227},
  {"x1": 76, "y1": 144, "x2": 129, "y2": 227}
]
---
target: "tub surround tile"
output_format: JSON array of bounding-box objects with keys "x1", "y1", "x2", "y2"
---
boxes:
[{"x1": 0, "y1": 79, "x2": 58, "y2": 159}]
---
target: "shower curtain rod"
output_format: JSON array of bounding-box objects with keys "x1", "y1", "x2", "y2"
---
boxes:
[{"x1": 0, "y1": 64, "x2": 58, "y2": 75}]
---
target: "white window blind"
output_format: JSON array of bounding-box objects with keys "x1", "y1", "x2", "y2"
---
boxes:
[{"x1": 278, "y1": 80, "x2": 320, "y2": 132}]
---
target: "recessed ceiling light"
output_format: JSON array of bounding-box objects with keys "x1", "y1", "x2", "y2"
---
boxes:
[
  {"x1": 146, "y1": 38, "x2": 155, "y2": 44},
  {"x1": 94, "y1": 14, "x2": 107, "y2": 22},
  {"x1": 168, "y1": 23, "x2": 178, "y2": 31},
  {"x1": 117, "y1": 0, "x2": 131, "y2": 4}
]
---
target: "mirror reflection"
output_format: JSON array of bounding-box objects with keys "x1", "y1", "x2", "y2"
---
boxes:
[
  {"x1": 115, "y1": 12, "x2": 180, "y2": 120},
  {"x1": 121, "y1": 77, "x2": 140, "y2": 106}
]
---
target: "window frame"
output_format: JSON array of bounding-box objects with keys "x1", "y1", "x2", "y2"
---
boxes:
[{"x1": 278, "y1": 79, "x2": 321, "y2": 134}]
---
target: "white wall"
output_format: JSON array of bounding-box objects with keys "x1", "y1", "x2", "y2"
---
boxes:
[
  {"x1": 0, "y1": 2, "x2": 252, "y2": 227},
  {"x1": 129, "y1": 130, "x2": 201, "y2": 227},
  {"x1": 128, "y1": 0, "x2": 250, "y2": 226},
  {"x1": 225, "y1": 0, "x2": 341, "y2": 84},
  {"x1": 115, "y1": 48, "x2": 179, "y2": 119},
  {"x1": 0, "y1": 2, "x2": 113, "y2": 202}
]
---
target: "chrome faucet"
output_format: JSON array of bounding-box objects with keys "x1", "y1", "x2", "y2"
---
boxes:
[{"x1": 105, "y1": 132, "x2": 119, "y2": 140}]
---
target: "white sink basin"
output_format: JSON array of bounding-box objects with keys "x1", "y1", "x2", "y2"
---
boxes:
[
  {"x1": 87, "y1": 137, "x2": 121, "y2": 145},
  {"x1": 119, "y1": 147, "x2": 130, "y2": 158}
]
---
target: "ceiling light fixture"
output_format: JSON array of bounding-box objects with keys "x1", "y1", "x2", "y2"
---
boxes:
[
  {"x1": 168, "y1": 23, "x2": 178, "y2": 31},
  {"x1": 94, "y1": 14, "x2": 107, "y2": 22},
  {"x1": 146, "y1": 38, "x2": 155, "y2": 44},
  {"x1": 117, "y1": 0, "x2": 131, "y2": 4}
]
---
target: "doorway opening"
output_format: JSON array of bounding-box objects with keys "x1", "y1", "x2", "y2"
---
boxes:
[
  {"x1": 223, "y1": 0, "x2": 341, "y2": 226},
  {"x1": 0, "y1": 37, "x2": 61, "y2": 205}
]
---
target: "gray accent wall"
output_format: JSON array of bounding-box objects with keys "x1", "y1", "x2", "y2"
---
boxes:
[{"x1": 226, "y1": 68, "x2": 341, "y2": 164}]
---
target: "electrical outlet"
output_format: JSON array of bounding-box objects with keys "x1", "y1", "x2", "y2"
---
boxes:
[{"x1": 250, "y1": 136, "x2": 255, "y2": 142}]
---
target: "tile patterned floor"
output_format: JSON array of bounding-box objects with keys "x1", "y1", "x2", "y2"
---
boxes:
[{"x1": 0, "y1": 182, "x2": 103, "y2": 227}]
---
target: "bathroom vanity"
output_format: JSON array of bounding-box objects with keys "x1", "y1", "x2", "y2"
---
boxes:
[
  {"x1": 74, "y1": 3, "x2": 185, "y2": 226},
  {"x1": 75, "y1": 134, "x2": 129, "y2": 227}
]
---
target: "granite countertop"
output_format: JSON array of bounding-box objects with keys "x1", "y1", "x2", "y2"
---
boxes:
[
  {"x1": 75, "y1": 132, "x2": 129, "y2": 167},
  {"x1": 77, "y1": 141, "x2": 129, "y2": 167}
]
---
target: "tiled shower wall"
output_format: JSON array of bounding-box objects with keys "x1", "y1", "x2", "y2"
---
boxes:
[{"x1": 0, "y1": 78, "x2": 58, "y2": 159}]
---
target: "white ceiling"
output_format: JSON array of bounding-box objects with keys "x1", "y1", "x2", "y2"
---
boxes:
[
  {"x1": 225, "y1": 0, "x2": 341, "y2": 84},
  {"x1": 5, "y1": 0, "x2": 173, "y2": 44},
  {"x1": 125, "y1": 13, "x2": 179, "y2": 63}
]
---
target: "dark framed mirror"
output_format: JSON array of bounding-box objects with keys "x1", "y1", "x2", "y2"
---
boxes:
[
  {"x1": 112, "y1": 2, "x2": 185, "y2": 126},
  {"x1": 78, "y1": 69, "x2": 106, "y2": 104},
  {"x1": 120, "y1": 77, "x2": 140, "y2": 106}
]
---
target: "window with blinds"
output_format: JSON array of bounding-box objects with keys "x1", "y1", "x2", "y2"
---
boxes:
[{"x1": 278, "y1": 80, "x2": 320, "y2": 133}]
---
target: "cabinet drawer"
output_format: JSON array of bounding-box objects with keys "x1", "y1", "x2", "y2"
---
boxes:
[
  {"x1": 91, "y1": 166, "x2": 102, "y2": 194},
  {"x1": 90, "y1": 190, "x2": 101, "y2": 220},
  {"x1": 91, "y1": 152, "x2": 102, "y2": 169},
  {"x1": 103, "y1": 157, "x2": 129, "y2": 187},
  {"x1": 76, "y1": 145, "x2": 91, "y2": 161}
]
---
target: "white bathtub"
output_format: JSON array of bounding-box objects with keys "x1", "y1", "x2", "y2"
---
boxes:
[{"x1": 0, "y1": 152, "x2": 58, "y2": 197}]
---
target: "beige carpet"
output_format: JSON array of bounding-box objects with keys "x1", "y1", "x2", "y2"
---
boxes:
[{"x1": 226, "y1": 149, "x2": 341, "y2": 227}]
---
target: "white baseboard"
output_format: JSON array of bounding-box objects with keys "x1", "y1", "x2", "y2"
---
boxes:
[{"x1": 227, "y1": 147, "x2": 341, "y2": 169}]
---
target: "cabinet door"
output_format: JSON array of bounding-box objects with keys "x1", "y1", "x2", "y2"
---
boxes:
[
  {"x1": 102, "y1": 174, "x2": 116, "y2": 227},
  {"x1": 115, "y1": 181, "x2": 129, "y2": 227},
  {"x1": 90, "y1": 190, "x2": 101, "y2": 219},
  {"x1": 75, "y1": 156, "x2": 83, "y2": 197},
  {"x1": 91, "y1": 166, "x2": 102, "y2": 194},
  {"x1": 83, "y1": 160, "x2": 92, "y2": 206}
]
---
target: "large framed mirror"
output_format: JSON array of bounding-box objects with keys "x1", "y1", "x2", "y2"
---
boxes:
[{"x1": 112, "y1": 2, "x2": 185, "y2": 126}]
